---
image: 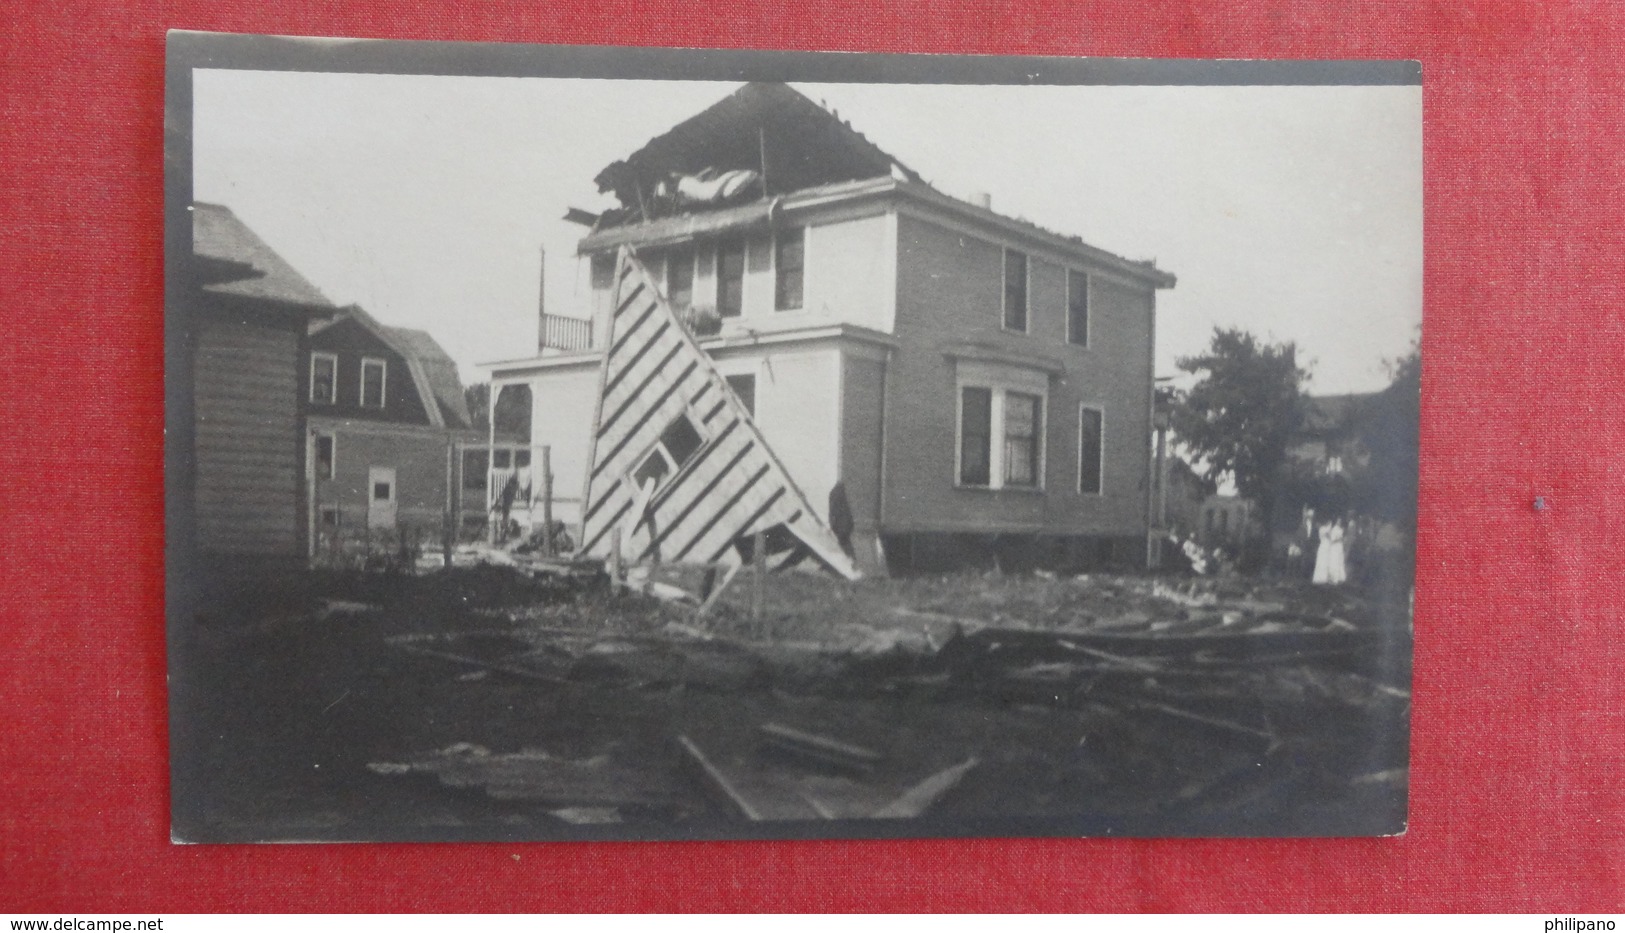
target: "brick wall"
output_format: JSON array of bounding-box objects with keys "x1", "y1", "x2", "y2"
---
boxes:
[{"x1": 884, "y1": 211, "x2": 1156, "y2": 538}]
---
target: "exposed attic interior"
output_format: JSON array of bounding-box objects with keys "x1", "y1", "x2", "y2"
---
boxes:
[
  {"x1": 583, "y1": 82, "x2": 922, "y2": 229},
  {"x1": 568, "y1": 82, "x2": 1173, "y2": 286}
]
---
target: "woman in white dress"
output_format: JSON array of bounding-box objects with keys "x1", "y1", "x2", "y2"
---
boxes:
[{"x1": 1313, "y1": 519, "x2": 1347, "y2": 585}]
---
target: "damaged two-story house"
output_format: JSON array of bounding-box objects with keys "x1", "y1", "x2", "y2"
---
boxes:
[{"x1": 484, "y1": 82, "x2": 1175, "y2": 574}]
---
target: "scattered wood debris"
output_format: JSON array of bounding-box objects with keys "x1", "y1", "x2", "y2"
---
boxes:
[
  {"x1": 758, "y1": 722, "x2": 883, "y2": 773},
  {"x1": 872, "y1": 758, "x2": 979, "y2": 819},
  {"x1": 356, "y1": 568, "x2": 1408, "y2": 829}
]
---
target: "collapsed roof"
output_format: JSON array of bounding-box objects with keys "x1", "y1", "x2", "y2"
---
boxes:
[
  {"x1": 580, "y1": 83, "x2": 1175, "y2": 289},
  {"x1": 591, "y1": 82, "x2": 921, "y2": 227}
]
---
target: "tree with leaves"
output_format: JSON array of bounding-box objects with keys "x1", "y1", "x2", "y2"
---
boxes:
[
  {"x1": 463, "y1": 382, "x2": 532, "y2": 442},
  {"x1": 1170, "y1": 327, "x2": 1309, "y2": 527}
]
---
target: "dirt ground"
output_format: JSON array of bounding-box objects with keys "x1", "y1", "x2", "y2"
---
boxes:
[{"x1": 170, "y1": 564, "x2": 1411, "y2": 842}]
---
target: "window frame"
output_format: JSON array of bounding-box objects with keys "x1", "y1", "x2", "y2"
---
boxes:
[
  {"x1": 665, "y1": 246, "x2": 695, "y2": 310},
  {"x1": 954, "y1": 366, "x2": 1049, "y2": 492},
  {"x1": 716, "y1": 238, "x2": 747, "y2": 319},
  {"x1": 773, "y1": 227, "x2": 805, "y2": 312},
  {"x1": 1077, "y1": 404, "x2": 1105, "y2": 496},
  {"x1": 1002, "y1": 248, "x2": 1030, "y2": 334},
  {"x1": 589, "y1": 251, "x2": 616, "y2": 290},
  {"x1": 1001, "y1": 391, "x2": 1044, "y2": 489},
  {"x1": 309, "y1": 352, "x2": 338, "y2": 406},
  {"x1": 956, "y1": 386, "x2": 994, "y2": 488},
  {"x1": 1066, "y1": 269, "x2": 1090, "y2": 348},
  {"x1": 359, "y1": 357, "x2": 387, "y2": 409},
  {"x1": 630, "y1": 410, "x2": 710, "y2": 505},
  {"x1": 313, "y1": 432, "x2": 336, "y2": 481},
  {"x1": 724, "y1": 372, "x2": 757, "y2": 418}
]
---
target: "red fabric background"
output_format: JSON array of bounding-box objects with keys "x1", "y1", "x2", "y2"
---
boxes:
[{"x1": 3, "y1": 0, "x2": 1622, "y2": 912}]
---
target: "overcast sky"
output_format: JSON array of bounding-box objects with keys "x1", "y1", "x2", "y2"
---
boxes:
[{"x1": 193, "y1": 70, "x2": 1421, "y2": 394}]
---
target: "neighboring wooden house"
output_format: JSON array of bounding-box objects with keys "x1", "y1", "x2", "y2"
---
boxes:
[
  {"x1": 305, "y1": 305, "x2": 479, "y2": 561},
  {"x1": 1162, "y1": 456, "x2": 1214, "y2": 541},
  {"x1": 1291, "y1": 392, "x2": 1380, "y2": 479},
  {"x1": 183, "y1": 202, "x2": 335, "y2": 573},
  {"x1": 485, "y1": 82, "x2": 1175, "y2": 574},
  {"x1": 1199, "y1": 493, "x2": 1257, "y2": 550}
]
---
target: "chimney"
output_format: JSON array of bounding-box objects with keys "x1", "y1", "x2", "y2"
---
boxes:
[{"x1": 971, "y1": 191, "x2": 992, "y2": 210}]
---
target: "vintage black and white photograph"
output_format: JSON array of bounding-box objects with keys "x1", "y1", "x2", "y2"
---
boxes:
[{"x1": 166, "y1": 35, "x2": 1421, "y2": 842}]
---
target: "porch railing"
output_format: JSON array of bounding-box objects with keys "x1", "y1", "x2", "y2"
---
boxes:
[{"x1": 540, "y1": 313, "x2": 594, "y2": 351}]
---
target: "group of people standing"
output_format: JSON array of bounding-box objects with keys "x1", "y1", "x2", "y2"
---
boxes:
[{"x1": 1310, "y1": 515, "x2": 1348, "y2": 585}]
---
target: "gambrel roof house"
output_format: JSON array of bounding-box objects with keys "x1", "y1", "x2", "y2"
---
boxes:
[
  {"x1": 304, "y1": 304, "x2": 480, "y2": 560},
  {"x1": 486, "y1": 82, "x2": 1176, "y2": 574}
]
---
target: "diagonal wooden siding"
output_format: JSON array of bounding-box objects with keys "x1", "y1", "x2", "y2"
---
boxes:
[{"x1": 579, "y1": 250, "x2": 857, "y2": 579}]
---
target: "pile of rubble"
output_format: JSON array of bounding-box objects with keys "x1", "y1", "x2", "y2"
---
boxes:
[{"x1": 364, "y1": 570, "x2": 1410, "y2": 831}]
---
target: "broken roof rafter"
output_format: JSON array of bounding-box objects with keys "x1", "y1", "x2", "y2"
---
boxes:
[{"x1": 593, "y1": 82, "x2": 923, "y2": 216}]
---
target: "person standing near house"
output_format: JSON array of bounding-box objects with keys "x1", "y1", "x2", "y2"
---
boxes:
[{"x1": 1312, "y1": 518, "x2": 1347, "y2": 585}]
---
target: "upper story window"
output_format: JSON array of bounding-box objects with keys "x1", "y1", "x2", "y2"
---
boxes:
[
  {"x1": 360, "y1": 357, "x2": 386, "y2": 409},
  {"x1": 774, "y1": 229, "x2": 804, "y2": 311},
  {"x1": 717, "y1": 239, "x2": 746, "y2": 318},
  {"x1": 666, "y1": 247, "x2": 695, "y2": 309},
  {"x1": 1067, "y1": 270, "x2": 1090, "y2": 347},
  {"x1": 590, "y1": 252, "x2": 615, "y2": 290},
  {"x1": 1003, "y1": 249, "x2": 1029, "y2": 332},
  {"x1": 310, "y1": 352, "x2": 337, "y2": 405}
]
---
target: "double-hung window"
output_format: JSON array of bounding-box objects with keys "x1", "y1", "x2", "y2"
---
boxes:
[
  {"x1": 717, "y1": 239, "x2": 746, "y2": 318},
  {"x1": 774, "y1": 229, "x2": 804, "y2": 311},
  {"x1": 956, "y1": 364, "x2": 1048, "y2": 490},
  {"x1": 666, "y1": 247, "x2": 694, "y2": 309},
  {"x1": 1002, "y1": 392, "x2": 1042, "y2": 487},
  {"x1": 360, "y1": 358, "x2": 386, "y2": 409},
  {"x1": 310, "y1": 353, "x2": 337, "y2": 405},
  {"x1": 1067, "y1": 270, "x2": 1090, "y2": 347},
  {"x1": 1003, "y1": 249, "x2": 1029, "y2": 332}
]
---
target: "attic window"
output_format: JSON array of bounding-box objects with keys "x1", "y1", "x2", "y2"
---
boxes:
[{"x1": 360, "y1": 358, "x2": 386, "y2": 409}]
